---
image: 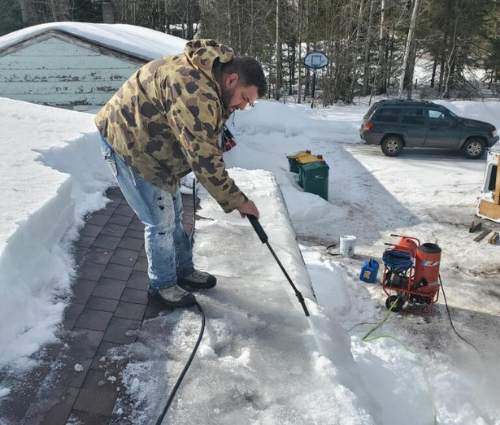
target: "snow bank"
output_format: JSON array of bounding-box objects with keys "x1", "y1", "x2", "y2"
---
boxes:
[
  {"x1": 230, "y1": 101, "x2": 366, "y2": 143},
  {"x1": 0, "y1": 98, "x2": 113, "y2": 370},
  {"x1": 0, "y1": 22, "x2": 186, "y2": 61},
  {"x1": 434, "y1": 100, "x2": 500, "y2": 132}
]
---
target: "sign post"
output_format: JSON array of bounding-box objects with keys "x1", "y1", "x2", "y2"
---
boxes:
[{"x1": 303, "y1": 51, "x2": 329, "y2": 108}]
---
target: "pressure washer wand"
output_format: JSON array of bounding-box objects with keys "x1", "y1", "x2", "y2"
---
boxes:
[{"x1": 247, "y1": 214, "x2": 309, "y2": 317}]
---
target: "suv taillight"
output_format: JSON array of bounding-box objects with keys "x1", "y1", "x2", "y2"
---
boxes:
[{"x1": 364, "y1": 122, "x2": 373, "y2": 131}]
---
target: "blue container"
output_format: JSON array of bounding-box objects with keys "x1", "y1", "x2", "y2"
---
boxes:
[{"x1": 360, "y1": 259, "x2": 379, "y2": 283}]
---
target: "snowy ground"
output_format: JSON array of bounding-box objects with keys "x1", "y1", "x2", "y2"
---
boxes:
[
  {"x1": 0, "y1": 97, "x2": 499, "y2": 425},
  {"x1": 225, "y1": 100, "x2": 500, "y2": 424}
]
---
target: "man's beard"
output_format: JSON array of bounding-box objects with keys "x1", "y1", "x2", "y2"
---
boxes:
[{"x1": 221, "y1": 86, "x2": 235, "y2": 110}]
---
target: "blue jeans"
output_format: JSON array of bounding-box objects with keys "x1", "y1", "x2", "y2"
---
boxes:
[{"x1": 99, "y1": 137, "x2": 194, "y2": 290}]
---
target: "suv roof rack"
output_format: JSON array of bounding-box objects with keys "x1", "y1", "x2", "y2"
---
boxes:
[{"x1": 376, "y1": 99, "x2": 438, "y2": 106}]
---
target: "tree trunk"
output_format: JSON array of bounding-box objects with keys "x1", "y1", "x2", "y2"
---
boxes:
[
  {"x1": 407, "y1": 40, "x2": 417, "y2": 99},
  {"x1": 297, "y1": 0, "x2": 303, "y2": 103},
  {"x1": 186, "y1": 0, "x2": 194, "y2": 40},
  {"x1": 275, "y1": 0, "x2": 281, "y2": 100},
  {"x1": 165, "y1": 0, "x2": 170, "y2": 34},
  {"x1": 430, "y1": 55, "x2": 437, "y2": 88},
  {"x1": 349, "y1": 0, "x2": 365, "y2": 102},
  {"x1": 227, "y1": 0, "x2": 232, "y2": 45},
  {"x1": 362, "y1": 0, "x2": 376, "y2": 96},
  {"x1": 250, "y1": 0, "x2": 255, "y2": 55},
  {"x1": 17, "y1": 0, "x2": 36, "y2": 25},
  {"x1": 288, "y1": 43, "x2": 296, "y2": 95},
  {"x1": 377, "y1": 0, "x2": 387, "y2": 94},
  {"x1": 236, "y1": 0, "x2": 242, "y2": 51},
  {"x1": 386, "y1": 26, "x2": 395, "y2": 89},
  {"x1": 398, "y1": 0, "x2": 421, "y2": 97},
  {"x1": 305, "y1": 43, "x2": 310, "y2": 97},
  {"x1": 442, "y1": 11, "x2": 459, "y2": 99}
]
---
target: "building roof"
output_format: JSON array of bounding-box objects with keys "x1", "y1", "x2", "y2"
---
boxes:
[{"x1": 0, "y1": 22, "x2": 186, "y2": 61}]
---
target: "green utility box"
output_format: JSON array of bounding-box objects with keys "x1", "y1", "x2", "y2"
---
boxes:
[
  {"x1": 298, "y1": 161, "x2": 329, "y2": 200},
  {"x1": 286, "y1": 150, "x2": 311, "y2": 173}
]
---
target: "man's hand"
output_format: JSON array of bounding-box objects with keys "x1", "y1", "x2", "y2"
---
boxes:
[{"x1": 237, "y1": 200, "x2": 260, "y2": 219}]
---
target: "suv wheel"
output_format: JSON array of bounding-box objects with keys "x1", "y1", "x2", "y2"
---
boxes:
[
  {"x1": 381, "y1": 136, "x2": 404, "y2": 157},
  {"x1": 463, "y1": 138, "x2": 485, "y2": 159}
]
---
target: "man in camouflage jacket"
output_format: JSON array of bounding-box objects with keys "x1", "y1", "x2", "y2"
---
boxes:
[{"x1": 95, "y1": 39, "x2": 267, "y2": 308}]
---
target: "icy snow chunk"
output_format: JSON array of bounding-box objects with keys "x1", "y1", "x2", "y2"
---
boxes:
[
  {"x1": 74, "y1": 363, "x2": 84, "y2": 372},
  {"x1": 130, "y1": 377, "x2": 141, "y2": 393},
  {"x1": 0, "y1": 387, "x2": 11, "y2": 398},
  {"x1": 313, "y1": 352, "x2": 338, "y2": 377},
  {"x1": 219, "y1": 348, "x2": 252, "y2": 369},
  {"x1": 107, "y1": 375, "x2": 117, "y2": 382},
  {"x1": 199, "y1": 345, "x2": 217, "y2": 358}
]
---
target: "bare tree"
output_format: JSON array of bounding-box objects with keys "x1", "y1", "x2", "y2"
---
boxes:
[
  {"x1": 297, "y1": 0, "x2": 303, "y2": 103},
  {"x1": 398, "y1": 0, "x2": 421, "y2": 97},
  {"x1": 377, "y1": 0, "x2": 387, "y2": 94},
  {"x1": 275, "y1": 0, "x2": 282, "y2": 100},
  {"x1": 350, "y1": 0, "x2": 365, "y2": 100},
  {"x1": 362, "y1": 0, "x2": 376, "y2": 96},
  {"x1": 442, "y1": 5, "x2": 459, "y2": 98},
  {"x1": 17, "y1": 0, "x2": 35, "y2": 25}
]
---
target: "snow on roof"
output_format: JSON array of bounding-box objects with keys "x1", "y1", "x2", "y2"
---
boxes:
[
  {"x1": 0, "y1": 96, "x2": 116, "y2": 369},
  {"x1": 0, "y1": 22, "x2": 187, "y2": 61}
]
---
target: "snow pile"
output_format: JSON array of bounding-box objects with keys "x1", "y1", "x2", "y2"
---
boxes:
[
  {"x1": 0, "y1": 23, "x2": 186, "y2": 61},
  {"x1": 434, "y1": 100, "x2": 500, "y2": 131},
  {"x1": 0, "y1": 98, "x2": 113, "y2": 370},
  {"x1": 231, "y1": 101, "x2": 366, "y2": 143}
]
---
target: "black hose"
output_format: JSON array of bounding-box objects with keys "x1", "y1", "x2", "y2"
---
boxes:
[
  {"x1": 155, "y1": 301, "x2": 206, "y2": 425},
  {"x1": 439, "y1": 275, "x2": 480, "y2": 354}
]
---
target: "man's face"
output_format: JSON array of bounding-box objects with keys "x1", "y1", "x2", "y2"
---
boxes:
[{"x1": 222, "y1": 73, "x2": 259, "y2": 114}]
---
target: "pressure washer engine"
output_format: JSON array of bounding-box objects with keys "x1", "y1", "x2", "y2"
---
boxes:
[{"x1": 382, "y1": 234, "x2": 441, "y2": 316}]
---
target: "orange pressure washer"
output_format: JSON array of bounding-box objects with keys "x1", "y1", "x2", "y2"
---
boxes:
[{"x1": 382, "y1": 234, "x2": 441, "y2": 316}]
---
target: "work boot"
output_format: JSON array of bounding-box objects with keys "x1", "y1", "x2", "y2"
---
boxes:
[
  {"x1": 148, "y1": 285, "x2": 196, "y2": 308},
  {"x1": 178, "y1": 270, "x2": 217, "y2": 290}
]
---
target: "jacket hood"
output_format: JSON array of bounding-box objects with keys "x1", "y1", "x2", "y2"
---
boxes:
[{"x1": 184, "y1": 39, "x2": 234, "y2": 78}]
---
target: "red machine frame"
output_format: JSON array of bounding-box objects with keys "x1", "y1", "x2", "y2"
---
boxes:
[{"x1": 382, "y1": 235, "x2": 440, "y2": 316}]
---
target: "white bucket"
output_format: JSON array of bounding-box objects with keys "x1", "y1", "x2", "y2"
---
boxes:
[{"x1": 340, "y1": 235, "x2": 356, "y2": 257}]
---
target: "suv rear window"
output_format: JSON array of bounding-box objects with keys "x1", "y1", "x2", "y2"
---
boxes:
[
  {"x1": 364, "y1": 104, "x2": 378, "y2": 121},
  {"x1": 373, "y1": 107, "x2": 402, "y2": 123}
]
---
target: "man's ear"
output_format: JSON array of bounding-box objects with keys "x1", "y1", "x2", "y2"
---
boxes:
[{"x1": 226, "y1": 73, "x2": 239, "y2": 88}]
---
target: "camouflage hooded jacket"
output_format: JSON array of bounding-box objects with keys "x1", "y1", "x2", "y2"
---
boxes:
[{"x1": 94, "y1": 39, "x2": 247, "y2": 213}]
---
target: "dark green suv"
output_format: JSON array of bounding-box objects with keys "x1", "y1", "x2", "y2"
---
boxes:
[{"x1": 359, "y1": 100, "x2": 498, "y2": 159}]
